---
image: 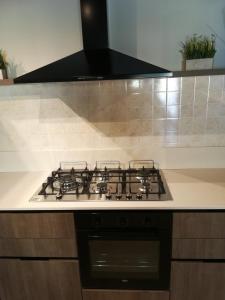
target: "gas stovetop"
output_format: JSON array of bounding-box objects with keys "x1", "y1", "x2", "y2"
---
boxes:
[{"x1": 31, "y1": 160, "x2": 173, "y2": 202}]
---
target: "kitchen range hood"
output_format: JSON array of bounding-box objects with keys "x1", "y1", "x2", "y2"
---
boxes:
[{"x1": 14, "y1": 0, "x2": 172, "y2": 84}]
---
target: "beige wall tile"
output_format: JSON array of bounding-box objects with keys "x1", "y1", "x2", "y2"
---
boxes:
[
  {"x1": 153, "y1": 106, "x2": 167, "y2": 119},
  {"x1": 167, "y1": 92, "x2": 181, "y2": 106},
  {"x1": 127, "y1": 120, "x2": 153, "y2": 136},
  {"x1": 192, "y1": 118, "x2": 206, "y2": 135},
  {"x1": 166, "y1": 119, "x2": 179, "y2": 131},
  {"x1": 206, "y1": 118, "x2": 219, "y2": 134},
  {"x1": 153, "y1": 119, "x2": 167, "y2": 135},
  {"x1": 167, "y1": 105, "x2": 180, "y2": 119},
  {"x1": 207, "y1": 103, "x2": 225, "y2": 117},
  {"x1": 179, "y1": 118, "x2": 193, "y2": 135},
  {"x1": 210, "y1": 75, "x2": 224, "y2": 91},
  {"x1": 218, "y1": 117, "x2": 225, "y2": 133},
  {"x1": 208, "y1": 89, "x2": 223, "y2": 103},
  {"x1": 0, "y1": 75, "x2": 225, "y2": 171},
  {"x1": 194, "y1": 90, "x2": 208, "y2": 106},
  {"x1": 167, "y1": 78, "x2": 181, "y2": 92},
  {"x1": 153, "y1": 78, "x2": 167, "y2": 92},
  {"x1": 153, "y1": 92, "x2": 167, "y2": 106},
  {"x1": 182, "y1": 77, "x2": 195, "y2": 93},
  {"x1": 193, "y1": 102, "x2": 207, "y2": 118},
  {"x1": 163, "y1": 131, "x2": 179, "y2": 146},
  {"x1": 180, "y1": 105, "x2": 193, "y2": 118},
  {"x1": 195, "y1": 76, "x2": 209, "y2": 91},
  {"x1": 181, "y1": 92, "x2": 194, "y2": 106}
]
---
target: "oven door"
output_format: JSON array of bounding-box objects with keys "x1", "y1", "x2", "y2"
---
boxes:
[{"x1": 77, "y1": 229, "x2": 171, "y2": 290}]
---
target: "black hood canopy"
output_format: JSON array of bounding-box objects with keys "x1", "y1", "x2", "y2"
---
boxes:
[{"x1": 15, "y1": 0, "x2": 172, "y2": 84}]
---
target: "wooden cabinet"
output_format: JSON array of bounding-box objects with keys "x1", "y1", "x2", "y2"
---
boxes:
[
  {"x1": 0, "y1": 259, "x2": 82, "y2": 300},
  {"x1": 173, "y1": 238, "x2": 225, "y2": 259},
  {"x1": 82, "y1": 289, "x2": 169, "y2": 300},
  {"x1": 0, "y1": 213, "x2": 82, "y2": 299},
  {"x1": 0, "y1": 212, "x2": 75, "y2": 238},
  {"x1": 0, "y1": 212, "x2": 77, "y2": 257},
  {"x1": 171, "y1": 262, "x2": 225, "y2": 300},
  {"x1": 173, "y1": 212, "x2": 225, "y2": 238},
  {"x1": 172, "y1": 212, "x2": 225, "y2": 299},
  {"x1": 173, "y1": 212, "x2": 225, "y2": 259}
]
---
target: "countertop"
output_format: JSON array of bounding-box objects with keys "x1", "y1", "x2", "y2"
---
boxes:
[{"x1": 1, "y1": 169, "x2": 225, "y2": 211}]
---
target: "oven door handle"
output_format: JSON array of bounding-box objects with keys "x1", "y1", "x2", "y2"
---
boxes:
[
  {"x1": 88, "y1": 235, "x2": 103, "y2": 239},
  {"x1": 86, "y1": 230, "x2": 161, "y2": 240}
]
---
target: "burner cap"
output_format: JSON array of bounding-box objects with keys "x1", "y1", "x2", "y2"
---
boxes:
[
  {"x1": 53, "y1": 174, "x2": 82, "y2": 193},
  {"x1": 96, "y1": 181, "x2": 108, "y2": 193}
]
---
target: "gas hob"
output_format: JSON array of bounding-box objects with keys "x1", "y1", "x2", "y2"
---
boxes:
[{"x1": 31, "y1": 160, "x2": 173, "y2": 202}]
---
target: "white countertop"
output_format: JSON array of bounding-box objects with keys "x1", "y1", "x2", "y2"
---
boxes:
[{"x1": 1, "y1": 169, "x2": 225, "y2": 211}]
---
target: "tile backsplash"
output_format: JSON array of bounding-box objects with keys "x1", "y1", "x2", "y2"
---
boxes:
[{"x1": 0, "y1": 75, "x2": 225, "y2": 171}]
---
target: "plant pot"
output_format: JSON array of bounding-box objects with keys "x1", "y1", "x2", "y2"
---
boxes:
[
  {"x1": 185, "y1": 58, "x2": 214, "y2": 71},
  {"x1": 0, "y1": 68, "x2": 8, "y2": 80}
]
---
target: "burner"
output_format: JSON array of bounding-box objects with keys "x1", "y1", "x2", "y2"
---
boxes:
[
  {"x1": 33, "y1": 160, "x2": 172, "y2": 202},
  {"x1": 53, "y1": 174, "x2": 82, "y2": 193},
  {"x1": 139, "y1": 181, "x2": 151, "y2": 193},
  {"x1": 96, "y1": 181, "x2": 108, "y2": 193},
  {"x1": 137, "y1": 177, "x2": 152, "y2": 194}
]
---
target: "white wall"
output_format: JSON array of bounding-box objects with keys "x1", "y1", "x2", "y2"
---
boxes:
[
  {"x1": 1, "y1": 0, "x2": 225, "y2": 76},
  {"x1": 0, "y1": 0, "x2": 83, "y2": 77},
  {"x1": 108, "y1": 0, "x2": 225, "y2": 71}
]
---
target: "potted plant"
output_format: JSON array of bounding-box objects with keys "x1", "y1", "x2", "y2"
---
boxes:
[
  {"x1": 0, "y1": 49, "x2": 8, "y2": 79},
  {"x1": 180, "y1": 34, "x2": 216, "y2": 71}
]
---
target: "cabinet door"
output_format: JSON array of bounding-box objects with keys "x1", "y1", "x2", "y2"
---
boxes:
[
  {"x1": 0, "y1": 259, "x2": 82, "y2": 300},
  {"x1": 173, "y1": 212, "x2": 225, "y2": 238},
  {"x1": 171, "y1": 262, "x2": 225, "y2": 300},
  {"x1": 82, "y1": 289, "x2": 169, "y2": 300},
  {"x1": 172, "y1": 212, "x2": 225, "y2": 260},
  {"x1": 0, "y1": 213, "x2": 77, "y2": 257},
  {"x1": 172, "y1": 238, "x2": 225, "y2": 259},
  {"x1": 0, "y1": 213, "x2": 75, "y2": 238}
]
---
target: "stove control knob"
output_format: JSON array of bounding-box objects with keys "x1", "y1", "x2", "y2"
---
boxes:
[
  {"x1": 126, "y1": 193, "x2": 132, "y2": 200},
  {"x1": 94, "y1": 217, "x2": 102, "y2": 226},
  {"x1": 136, "y1": 193, "x2": 143, "y2": 200},
  {"x1": 116, "y1": 194, "x2": 122, "y2": 200},
  {"x1": 145, "y1": 217, "x2": 151, "y2": 226},
  {"x1": 120, "y1": 217, "x2": 128, "y2": 226},
  {"x1": 56, "y1": 191, "x2": 63, "y2": 200},
  {"x1": 105, "y1": 192, "x2": 112, "y2": 200}
]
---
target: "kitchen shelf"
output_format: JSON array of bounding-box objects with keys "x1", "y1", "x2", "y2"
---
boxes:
[
  {"x1": 0, "y1": 79, "x2": 14, "y2": 86},
  {"x1": 173, "y1": 68, "x2": 225, "y2": 77}
]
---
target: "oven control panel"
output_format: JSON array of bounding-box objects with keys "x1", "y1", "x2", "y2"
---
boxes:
[{"x1": 76, "y1": 211, "x2": 172, "y2": 230}]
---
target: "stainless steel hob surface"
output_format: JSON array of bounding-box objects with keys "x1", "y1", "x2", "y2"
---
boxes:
[{"x1": 30, "y1": 160, "x2": 173, "y2": 202}]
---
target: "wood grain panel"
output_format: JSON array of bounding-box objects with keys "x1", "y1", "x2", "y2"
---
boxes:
[
  {"x1": 0, "y1": 259, "x2": 26, "y2": 300},
  {"x1": 0, "y1": 259, "x2": 82, "y2": 300},
  {"x1": 173, "y1": 212, "x2": 225, "y2": 238},
  {"x1": 171, "y1": 261, "x2": 225, "y2": 300},
  {"x1": 173, "y1": 238, "x2": 225, "y2": 259},
  {"x1": 0, "y1": 238, "x2": 77, "y2": 257},
  {"x1": 0, "y1": 213, "x2": 75, "y2": 238},
  {"x1": 0, "y1": 79, "x2": 13, "y2": 85},
  {"x1": 82, "y1": 289, "x2": 169, "y2": 300}
]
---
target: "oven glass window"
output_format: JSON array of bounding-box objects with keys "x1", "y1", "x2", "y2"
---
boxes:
[{"x1": 89, "y1": 240, "x2": 160, "y2": 280}]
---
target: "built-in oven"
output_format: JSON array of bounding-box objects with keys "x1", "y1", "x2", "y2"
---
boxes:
[{"x1": 76, "y1": 211, "x2": 172, "y2": 290}]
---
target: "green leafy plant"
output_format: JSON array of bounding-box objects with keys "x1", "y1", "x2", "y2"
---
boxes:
[
  {"x1": 0, "y1": 49, "x2": 8, "y2": 70},
  {"x1": 180, "y1": 34, "x2": 216, "y2": 60}
]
